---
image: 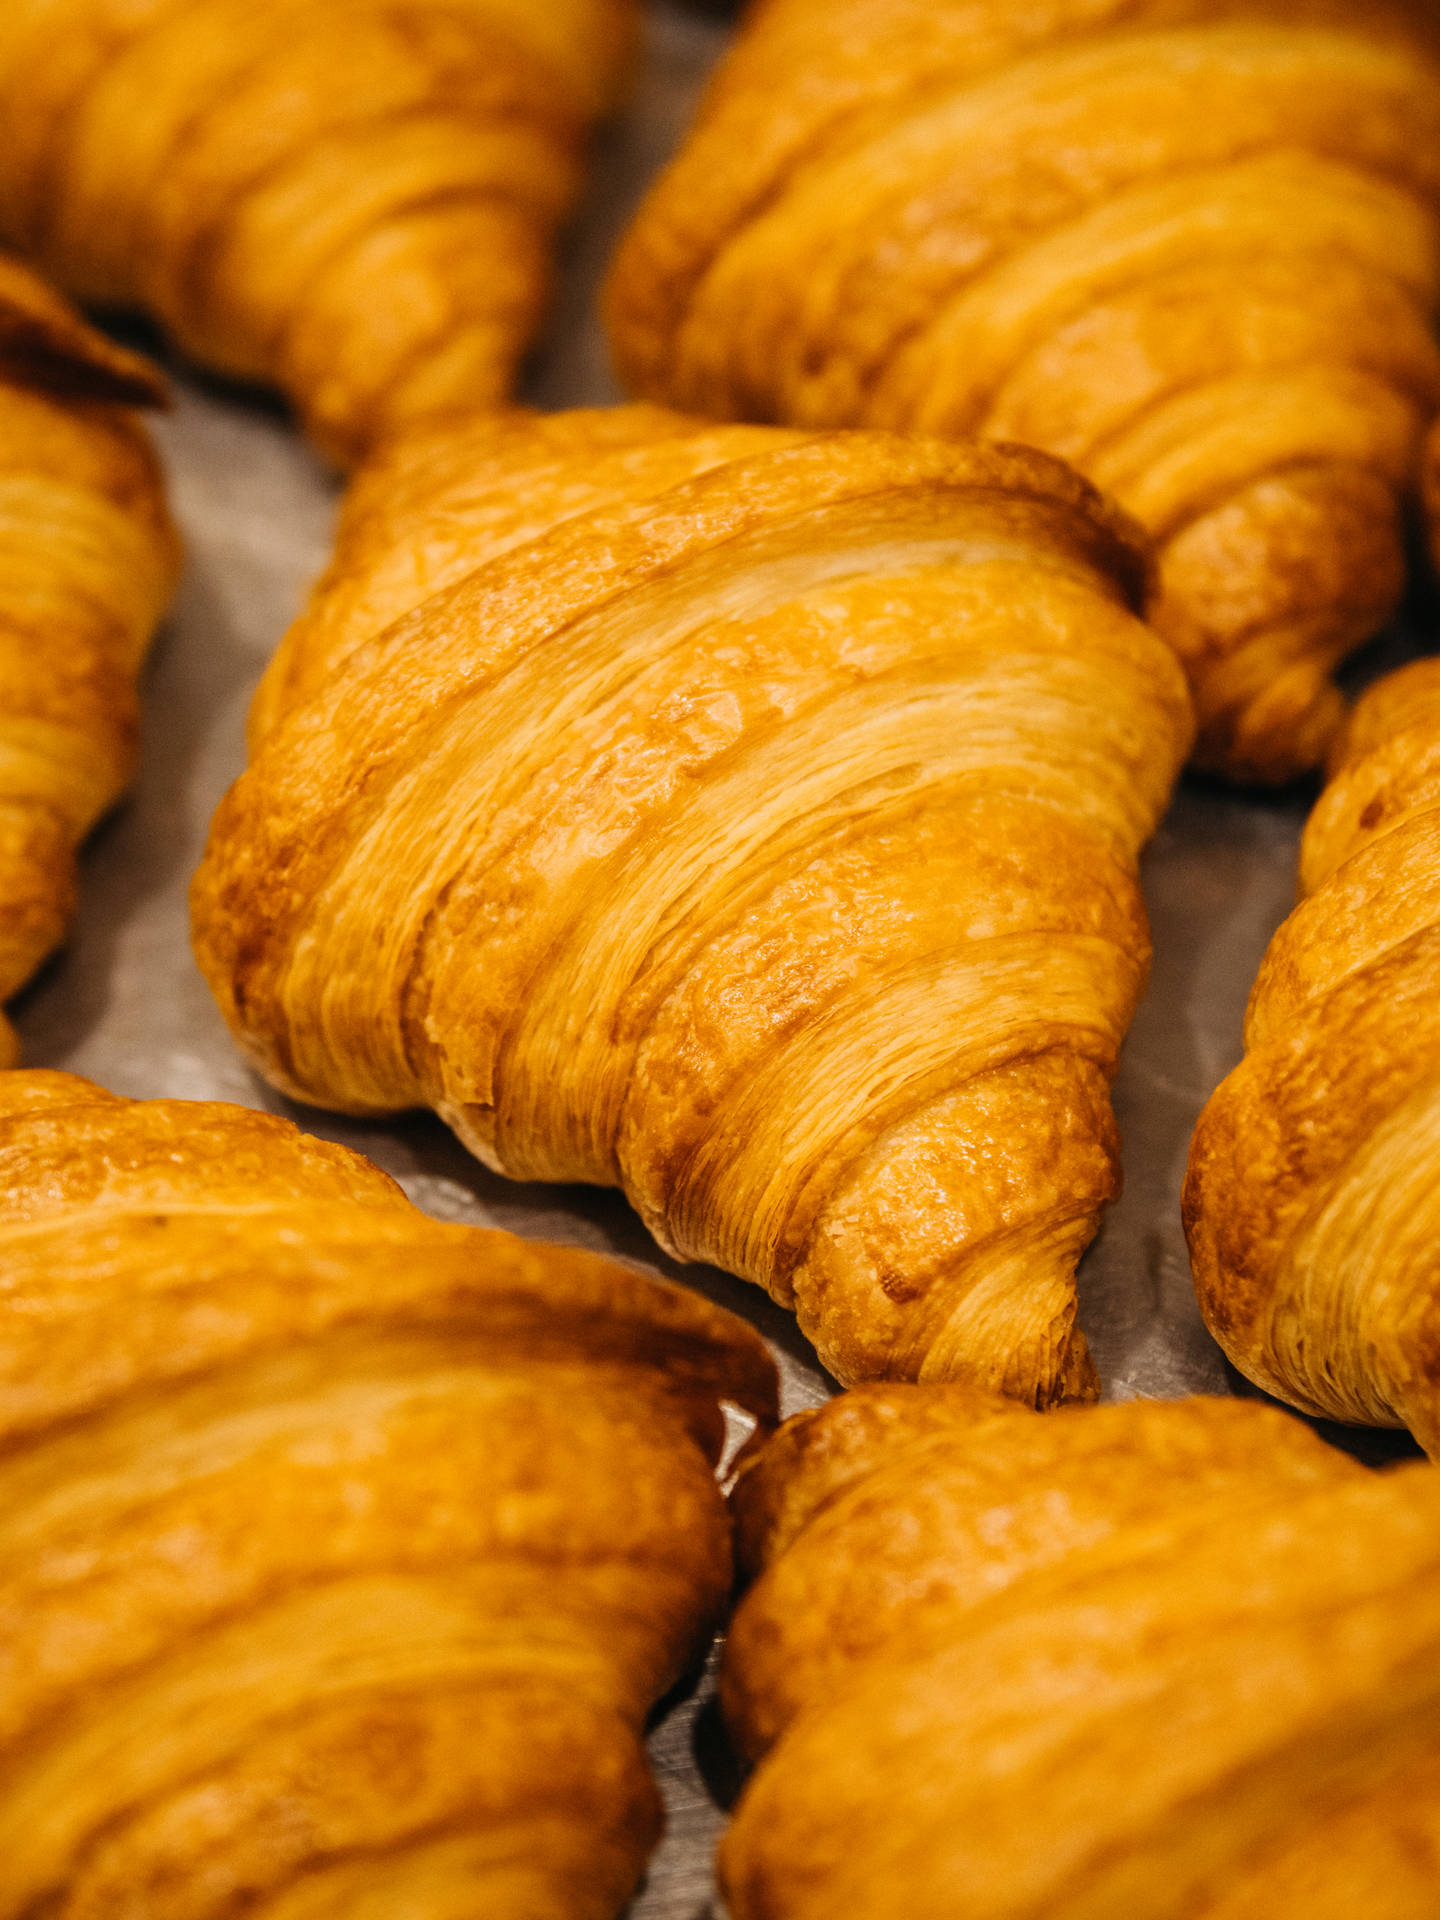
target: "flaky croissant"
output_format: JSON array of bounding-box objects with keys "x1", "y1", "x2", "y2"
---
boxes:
[
  {"x1": 0, "y1": 0, "x2": 638, "y2": 466},
  {"x1": 0, "y1": 1066, "x2": 776, "y2": 1919},
  {"x1": 192, "y1": 406, "x2": 1193, "y2": 1402},
  {"x1": 1185, "y1": 656, "x2": 1440, "y2": 1456},
  {"x1": 606, "y1": 0, "x2": 1440, "y2": 783},
  {"x1": 0, "y1": 255, "x2": 177, "y2": 1067},
  {"x1": 719, "y1": 1383, "x2": 1440, "y2": 1919}
]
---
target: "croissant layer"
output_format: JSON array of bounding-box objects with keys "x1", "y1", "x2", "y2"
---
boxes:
[
  {"x1": 192, "y1": 406, "x2": 1193, "y2": 1400},
  {"x1": 606, "y1": 0, "x2": 1440, "y2": 781},
  {"x1": 0, "y1": 254, "x2": 177, "y2": 1064},
  {"x1": 0, "y1": 0, "x2": 638, "y2": 464},
  {"x1": 719, "y1": 1384, "x2": 1440, "y2": 1918},
  {"x1": 0, "y1": 1067, "x2": 777, "y2": 1918},
  {"x1": 1185, "y1": 655, "x2": 1440, "y2": 1455}
]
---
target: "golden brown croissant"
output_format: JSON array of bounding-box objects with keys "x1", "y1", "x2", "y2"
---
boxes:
[
  {"x1": 0, "y1": 1065, "x2": 777, "y2": 1919},
  {"x1": 192, "y1": 405, "x2": 1194, "y2": 1403},
  {"x1": 606, "y1": 0, "x2": 1440, "y2": 783},
  {"x1": 0, "y1": 0, "x2": 638, "y2": 466},
  {"x1": 0, "y1": 255, "x2": 177, "y2": 1067},
  {"x1": 719, "y1": 1383, "x2": 1440, "y2": 1919},
  {"x1": 1185, "y1": 655, "x2": 1440, "y2": 1456}
]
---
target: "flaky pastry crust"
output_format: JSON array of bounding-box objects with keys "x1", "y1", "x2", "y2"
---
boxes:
[
  {"x1": 0, "y1": 1066, "x2": 776, "y2": 1919},
  {"x1": 1185, "y1": 655, "x2": 1440, "y2": 1455},
  {"x1": 192, "y1": 405, "x2": 1193, "y2": 1402},
  {"x1": 719, "y1": 1384, "x2": 1440, "y2": 1918},
  {"x1": 607, "y1": 0, "x2": 1440, "y2": 782},
  {"x1": 0, "y1": 255, "x2": 177, "y2": 1065},
  {"x1": 0, "y1": 0, "x2": 638, "y2": 464}
]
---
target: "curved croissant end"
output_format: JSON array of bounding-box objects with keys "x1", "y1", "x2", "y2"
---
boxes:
[
  {"x1": 0, "y1": 0, "x2": 639, "y2": 466},
  {"x1": 0, "y1": 256, "x2": 178, "y2": 1064},
  {"x1": 1185, "y1": 656, "x2": 1440, "y2": 1456},
  {"x1": 193, "y1": 405, "x2": 1193, "y2": 1404},
  {"x1": 719, "y1": 1385, "x2": 1440, "y2": 1918},
  {"x1": 0, "y1": 1066, "x2": 776, "y2": 1920},
  {"x1": 606, "y1": 0, "x2": 1440, "y2": 782}
]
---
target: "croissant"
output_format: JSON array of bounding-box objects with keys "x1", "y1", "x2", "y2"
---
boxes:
[
  {"x1": 606, "y1": 0, "x2": 1440, "y2": 783},
  {"x1": 718, "y1": 1383, "x2": 1440, "y2": 1919},
  {"x1": 0, "y1": 255, "x2": 177, "y2": 1067},
  {"x1": 0, "y1": 0, "x2": 638, "y2": 466},
  {"x1": 1185, "y1": 655, "x2": 1440, "y2": 1456},
  {"x1": 0, "y1": 1065, "x2": 776, "y2": 1918},
  {"x1": 192, "y1": 405, "x2": 1193, "y2": 1402}
]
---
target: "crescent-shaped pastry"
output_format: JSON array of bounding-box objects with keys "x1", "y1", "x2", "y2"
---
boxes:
[
  {"x1": 0, "y1": 0, "x2": 638, "y2": 465},
  {"x1": 0, "y1": 1066, "x2": 777, "y2": 1919},
  {"x1": 191, "y1": 405, "x2": 1193, "y2": 1403},
  {"x1": 606, "y1": 0, "x2": 1440, "y2": 783},
  {"x1": 719, "y1": 1384, "x2": 1440, "y2": 1918},
  {"x1": 0, "y1": 255, "x2": 177, "y2": 1066},
  {"x1": 1185, "y1": 655, "x2": 1440, "y2": 1456}
]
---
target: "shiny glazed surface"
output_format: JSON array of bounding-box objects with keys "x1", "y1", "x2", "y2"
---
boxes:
[
  {"x1": 0, "y1": 1066, "x2": 776, "y2": 1918},
  {"x1": 192, "y1": 405, "x2": 1193, "y2": 1401}
]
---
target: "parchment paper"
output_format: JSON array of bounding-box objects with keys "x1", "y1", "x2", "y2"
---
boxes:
[{"x1": 10, "y1": 5, "x2": 1436, "y2": 1912}]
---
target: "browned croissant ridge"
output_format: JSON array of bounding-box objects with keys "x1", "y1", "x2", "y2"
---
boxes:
[
  {"x1": 0, "y1": 1067, "x2": 777, "y2": 1920},
  {"x1": 719, "y1": 1383, "x2": 1440, "y2": 1919},
  {"x1": 0, "y1": 0, "x2": 638, "y2": 466},
  {"x1": 607, "y1": 0, "x2": 1440, "y2": 783},
  {"x1": 1185, "y1": 655, "x2": 1440, "y2": 1457},
  {"x1": 192, "y1": 405, "x2": 1194, "y2": 1403},
  {"x1": 0, "y1": 254, "x2": 177, "y2": 1068}
]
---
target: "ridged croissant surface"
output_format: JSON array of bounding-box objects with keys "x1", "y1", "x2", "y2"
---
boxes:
[
  {"x1": 0, "y1": 255, "x2": 177, "y2": 1068},
  {"x1": 0, "y1": 1067, "x2": 776, "y2": 1920},
  {"x1": 1185, "y1": 656, "x2": 1440, "y2": 1457},
  {"x1": 0, "y1": 0, "x2": 638, "y2": 466},
  {"x1": 192, "y1": 406, "x2": 1194, "y2": 1402},
  {"x1": 606, "y1": 0, "x2": 1440, "y2": 783},
  {"x1": 719, "y1": 1384, "x2": 1440, "y2": 1919}
]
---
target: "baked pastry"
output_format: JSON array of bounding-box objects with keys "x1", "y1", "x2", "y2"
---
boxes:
[
  {"x1": 0, "y1": 1066, "x2": 777, "y2": 1919},
  {"x1": 0, "y1": 0, "x2": 639, "y2": 465},
  {"x1": 192, "y1": 405, "x2": 1194, "y2": 1402},
  {"x1": 1185, "y1": 655, "x2": 1440, "y2": 1456},
  {"x1": 1426, "y1": 415, "x2": 1440, "y2": 567},
  {"x1": 0, "y1": 255, "x2": 177, "y2": 1066},
  {"x1": 719, "y1": 1383, "x2": 1440, "y2": 1918},
  {"x1": 606, "y1": 0, "x2": 1440, "y2": 783}
]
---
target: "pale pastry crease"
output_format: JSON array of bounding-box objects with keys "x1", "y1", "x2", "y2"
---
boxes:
[
  {"x1": 0, "y1": 0, "x2": 639, "y2": 466},
  {"x1": 719, "y1": 1383, "x2": 1440, "y2": 1919},
  {"x1": 0, "y1": 1066, "x2": 777, "y2": 1920},
  {"x1": 605, "y1": 0, "x2": 1440, "y2": 783},
  {"x1": 0, "y1": 254, "x2": 177, "y2": 1067},
  {"x1": 192, "y1": 405, "x2": 1194, "y2": 1402},
  {"x1": 1185, "y1": 655, "x2": 1440, "y2": 1457}
]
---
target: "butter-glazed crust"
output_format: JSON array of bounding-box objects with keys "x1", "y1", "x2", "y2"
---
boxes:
[
  {"x1": 193, "y1": 405, "x2": 1193, "y2": 1400},
  {"x1": 607, "y1": 0, "x2": 1440, "y2": 781},
  {"x1": 0, "y1": 1066, "x2": 776, "y2": 1918}
]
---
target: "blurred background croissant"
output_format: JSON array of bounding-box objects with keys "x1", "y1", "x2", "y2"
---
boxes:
[
  {"x1": 0, "y1": 0, "x2": 639, "y2": 464},
  {"x1": 609, "y1": 0, "x2": 1440, "y2": 783}
]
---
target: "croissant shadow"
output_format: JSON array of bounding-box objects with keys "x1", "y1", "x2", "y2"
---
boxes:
[
  {"x1": 522, "y1": 0, "x2": 726, "y2": 416},
  {"x1": 1077, "y1": 768, "x2": 1314, "y2": 1399}
]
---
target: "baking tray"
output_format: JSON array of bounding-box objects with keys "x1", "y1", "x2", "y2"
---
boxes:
[{"x1": 9, "y1": 5, "x2": 1436, "y2": 1913}]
